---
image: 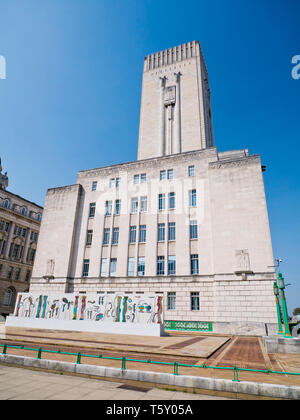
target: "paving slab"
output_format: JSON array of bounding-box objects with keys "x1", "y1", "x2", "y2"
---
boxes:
[
  {"x1": 0, "y1": 364, "x2": 231, "y2": 400},
  {"x1": 4, "y1": 325, "x2": 229, "y2": 358}
]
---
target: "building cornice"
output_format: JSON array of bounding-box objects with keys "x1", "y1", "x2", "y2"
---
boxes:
[{"x1": 77, "y1": 147, "x2": 218, "y2": 179}]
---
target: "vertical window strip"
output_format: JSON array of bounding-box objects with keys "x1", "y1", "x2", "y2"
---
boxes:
[
  {"x1": 157, "y1": 256, "x2": 165, "y2": 275},
  {"x1": 168, "y1": 222, "x2": 176, "y2": 241},
  {"x1": 168, "y1": 256, "x2": 176, "y2": 275},
  {"x1": 139, "y1": 225, "x2": 146, "y2": 243}
]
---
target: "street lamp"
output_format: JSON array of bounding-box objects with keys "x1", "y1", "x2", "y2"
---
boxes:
[
  {"x1": 273, "y1": 282, "x2": 283, "y2": 336},
  {"x1": 277, "y1": 273, "x2": 292, "y2": 338}
]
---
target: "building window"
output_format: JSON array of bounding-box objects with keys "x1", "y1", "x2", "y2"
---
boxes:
[
  {"x1": 92, "y1": 181, "x2": 98, "y2": 191},
  {"x1": 131, "y1": 197, "x2": 138, "y2": 214},
  {"x1": 103, "y1": 228, "x2": 110, "y2": 245},
  {"x1": 133, "y1": 174, "x2": 139, "y2": 184},
  {"x1": 167, "y1": 292, "x2": 176, "y2": 310},
  {"x1": 3, "y1": 199, "x2": 10, "y2": 209},
  {"x1": 28, "y1": 248, "x2": 36, "y2": 263},
  {"x1": 100, "y1": 258, "x2": 108, "y2": 277},
  {"x1": 36, "y1": 213, "x2": 42, "y2": 222},
  {"x1": 141, "y1": 173, "x2": 147, "y2": 183},
  {"x1": 139, "y1": 225, "x2": 146, "y2": 243},
  {"x1": 189, "y1": 189, "x2": 197, "y2": 207},
  {"x1": 109, "y1": 178, "x2": 115, "y2": 188},
  {"x1": 157, "y1": 256, "x2": 165, "y2": 275},
  {"x1": 30, "y1": 232, "x2": 38, "y2": 241},
  {"x1": 15, "y1": 268, "x2": 21, "y2": 281},
  {"x1": 25, "y1": 270, "x2": 31, "y2": 282},
  {"x1": 168, "y1": 256, "x2": 176, "y2": 275},
  {"x1": 115, "y1": 199, "x2": 121, "y2": 215},
  {"x1": 105, "y1": 201, "x2": 112, "y2": 216},
  {"x1": 82, "y1": 260, "x2": 90, "y2": 277},
  {"x1": 137, "y1": 257, "x2": 145, "y2": 276},
  {"x1": 140, "y1": 196, "x2": 147, "y2": 213},
  {"x1": 0, "y1": 240, "x2": 5, "y2": 256},
  {"x1": 7, "y1": 266, "x2": 13, "y2": 279},
  {"x1": 191, "y1": 254, "x2": 199, "y2": 275},
  {"x1": 127, "y1": 257, "x2": 135, "y2": 276},
  {"x1": 110, "y1": 258, "x2": 117, "y2": 276},
  {"x1": 168, "y1": 223, "x2": 176, "y2": 241},
  {"x1": 89, "y1": 202, "x2": 96, "y2": 218},
  {"x1": 157, "y1": 223, "x2": 165, "y2": 242},
  {"x1": 169, "y1": 192, "x2": 175, "y2": 209},
  {"x1": 12, "y1": 244, "x2": 21, "y2": 259},
  {"x1": 3, "y1": 288, "x2": 14, "y2": 306},
  {"x1": 20, "y1": 206, "x2": 27, "y2": 216},
  {"x1": 167, "y1": 169, "x2": 173, "y2": 180},
  {"x1": 160, "y1": 170, "x2": 166, "y2": 181},
  {"x1": 158, "y1": 193, "x2": 165, "y2": 211},
  {"x1": 112, "y1": 227, "x2": 119, "y2": 245},
  {"x1": 190, "y1": 220, "x2": 198, "y2": 239},
  {"x1": 191, "y1": 292, "x2": 200, "y2": 311},
  {"x1": 86, "y1": 230, "x2": 93, "y2": 246},
  {"x1": 188, "y1": 165, "x2": 195, "y2": 177},
  {"x1": 116, "y1": 177, "x2": 120, "y2": 188},
  {"x1": 0, "y1": 220, "x2": 10, "y2": 232},
  {"x1": 129, "y1": 226, "x2": 136, "y2": 244}
]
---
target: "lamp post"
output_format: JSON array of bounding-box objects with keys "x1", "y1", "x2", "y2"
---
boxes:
[
  {"x1": 277, "y1": 272, "x2": 292, "y2": 338},
  {"x1": 273, "y1": 282, "x2": 283, "y2": 336}
]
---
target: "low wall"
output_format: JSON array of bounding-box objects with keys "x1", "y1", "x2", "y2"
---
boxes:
[
  {"x1": 0, "y1": 354, "x2": 299, "y2": 400},
  {"x1": 5, "y1": 316, "x2": 165, "y2": 337},
  {"x1": 8, "y1": 292, "x2": 165, "y2": 337},
  {"x1": 263, "y1": 336, "x2": 300, "y2": 354}
]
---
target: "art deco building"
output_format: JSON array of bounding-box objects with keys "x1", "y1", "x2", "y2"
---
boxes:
[
  {"x1": 0, "y1": 159, "x2": 43, "y2": 317},
  {"x1": 30, "y1": 41, "x2": 278, "y2": 335}
]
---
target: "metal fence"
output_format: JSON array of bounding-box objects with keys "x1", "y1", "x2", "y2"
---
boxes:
[{"x1": 1, "y1": 343, "x2": 300, "y2": 383}]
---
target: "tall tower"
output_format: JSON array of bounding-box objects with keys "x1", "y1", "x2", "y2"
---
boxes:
[{"x1": 137, "y1": 41, "x2": 214, "y2": 160}]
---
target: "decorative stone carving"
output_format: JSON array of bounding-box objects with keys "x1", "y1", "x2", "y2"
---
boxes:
[
  {"x1": 235, "y1": 250, "x2": 251, "y2": 273},
  {"x1": 43, "y1": 259, "x2": 55, "y2": 280},
  {"x1": 164, "y1": 86, "x2": 176, "y2": 105}
]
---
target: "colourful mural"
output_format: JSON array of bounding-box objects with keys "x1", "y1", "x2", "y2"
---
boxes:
[{"x1": 13, "y1": 292, "x2": 164, "y2": 325}]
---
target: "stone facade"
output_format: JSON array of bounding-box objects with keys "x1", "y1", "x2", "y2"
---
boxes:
[
  {"x1": 138, "y1": 41, "x2": 214, "y2": 160},
  {"x1": 28, "y1": 41, "x2": 277, "y2": 335},
  {"x1": 0, "y1": 160, "x2": 43, "y2": 316}
]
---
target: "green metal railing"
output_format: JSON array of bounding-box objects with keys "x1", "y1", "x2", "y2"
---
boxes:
[{"x1": 1, "y1": 343, "x2": 300, "y2": 383}]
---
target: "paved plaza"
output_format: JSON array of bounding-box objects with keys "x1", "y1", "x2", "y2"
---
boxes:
[
  {"x1": 1, "y1": 322, "x2": 300, "y2": 395},
  {"x1": 0, "y1": 364, "x2": 231, "y2": 400}
]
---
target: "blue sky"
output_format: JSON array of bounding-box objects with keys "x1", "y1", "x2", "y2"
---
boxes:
[{"x1": 0, "y1": 0, "x2": 299, "y2": 313}]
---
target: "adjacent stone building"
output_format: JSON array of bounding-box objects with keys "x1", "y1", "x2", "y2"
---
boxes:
[
  {"x1": 30, "y1": 41, "x2": 278, "y2": 335},
  {"x1": 0, "y1": 159, "x2": 43, "y2": 317}
]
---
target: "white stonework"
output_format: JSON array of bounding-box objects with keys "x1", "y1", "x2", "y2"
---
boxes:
[
  {"x1": 6, "y1": 291, "x2": 165, "y2": 336},
  {"x1": 10, "y1": 41, "x2": 278, "y2": 336},
  {"x1": 138, "y1": 41, "x2": 214, "y2": 160}
]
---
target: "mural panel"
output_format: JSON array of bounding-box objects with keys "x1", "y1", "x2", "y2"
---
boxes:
[{"x1": 13, "y1": 293, "x2": 163, "y2": 325}]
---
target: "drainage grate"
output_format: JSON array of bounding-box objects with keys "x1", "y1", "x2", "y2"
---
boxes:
[{"x1": 118, "y1": 384, "x2": 149, "y2": 393}]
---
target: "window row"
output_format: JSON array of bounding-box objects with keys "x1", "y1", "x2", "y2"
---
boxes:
[
  {"x1": 167, "y1": 292, "x2": 200, "y2": 311},
  {"x1": 0, "y1": 220, "x2": 10, "y2": 232},
  {"x1": 86, "y1": 221, "x2": 198, "y2": 248},
  {"x1": 89, "y1": 190, "x2": 197, "y2": 219},
  {"x1": 0, "y1": 263, "x2": 31, "y2": 282},
  {"x1": 82, "y1": 254, "x2": 200, "y2": 277},
  {"x1": 0, "y1": 240, "x2": 36, "y2": 263},
  {"x1": 1, "y1": 199, "x2": 41, "y2": 220},
  {"x1": 90, "y1": 165, "x2": 196, "y2": 191}
]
